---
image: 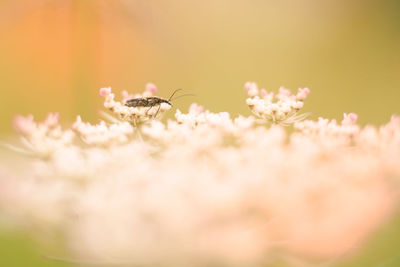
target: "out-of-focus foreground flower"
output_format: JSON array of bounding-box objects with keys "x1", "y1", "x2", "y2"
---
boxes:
[{"x1": 0, "y1": 83, "x2": 399, "y2": 267}]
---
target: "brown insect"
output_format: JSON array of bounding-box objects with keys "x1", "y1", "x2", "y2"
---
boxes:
[
  {"x1": 125, "y1": 96, "x2": 173, "y2": 108},
  {"x1": 124, "y1": 89, "x2": 192, "y2": 117}
]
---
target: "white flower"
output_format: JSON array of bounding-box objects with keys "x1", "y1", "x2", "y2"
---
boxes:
[
  {"x1": 1, "y1": 83, "x2": 399, "y2": 267},
  {"x1": 73, "y1": 116, "x2": 134, "y2": 146}
]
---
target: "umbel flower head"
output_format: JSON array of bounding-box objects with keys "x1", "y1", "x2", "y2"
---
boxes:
[
  {"x1": 245, "y1": 82, "x2": 311, "y2": 125},
  {"x1": 0, "y1": 82, "x2": 399, "y2": 267},
  {"x1": 99, "y1": 83, "x2": 172, "y2": 126}
]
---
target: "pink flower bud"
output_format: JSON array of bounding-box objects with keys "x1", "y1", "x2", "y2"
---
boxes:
[
  {"x1": 73, "y1": 115, "x2": 83, "y2": 130},
  {"x1": 189, "y1": 103, "x2": 204, "y2": 115},
  {"x1": 44, "y1": 113, "x2": 59, "y2": 127},
  {"x1": 278, "y1": 87, "x2": 291, "y2": 97},
  {"x1": 342, "y1": 113, "x2": 358, "y2": 126},
  {"x1": 12, "y1": 114, "x2": 35, "y2": 135},
  {"x1": 297, "y1": 88, "x2": 310, "y2": 100},
  {"x1": 99, "y1": 87, "x2": 111, "y2": 97},
  {"x1": 244, "y1": 82, "x2": 258, "y2": 96},
  {"x1": 145, "y1": 83, "x2": 157, "y2": 95},
  {"x1": 260, "y1": 89, "x2": 267, "y2": 97},
  {"x1": 244, "y1": 82, "x2": 253, "y2": 92}
]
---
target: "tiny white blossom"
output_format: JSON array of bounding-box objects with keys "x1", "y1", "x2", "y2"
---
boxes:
[{"x1": 244, "y1": 82, "x2": 311, "y2": 126}]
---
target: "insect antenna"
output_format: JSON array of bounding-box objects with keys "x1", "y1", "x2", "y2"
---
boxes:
[
  {"x1": 168, "y1": 89, "x2": 183, "y2": 101},
  {"x1": 170, "y1": 93, "x2": 196, "y2": 101}
]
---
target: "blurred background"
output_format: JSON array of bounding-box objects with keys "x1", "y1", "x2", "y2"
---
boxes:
[{"x1": 0, "y1": 0, "x2": 399, "y2": 266}]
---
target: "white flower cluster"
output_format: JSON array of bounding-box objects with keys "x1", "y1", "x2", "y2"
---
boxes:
[
  {"x1": 9, "y1": 113, "x2": 74, "y2": 157},
  {"x1": 294, "y1": 113, "x2": 360, "y2": 143},
  {"x1": 100, "y1": 83, "x2": 172, "y2": 125},
  {"x1": 174, "y1": 103, "x2": 254, "y2": 130},
  {"x1": 73, "y1": 115, "x2": 134, "y2": 146},
  {"x1": 245, "y1": 82, "x2": 311, "y2": 125},
  {"x1": 1, "y1": 83, "x2": 400, "y2": 267},
  {"x1": 142, "y1": 104, "x2": 255, "y2": 150}
]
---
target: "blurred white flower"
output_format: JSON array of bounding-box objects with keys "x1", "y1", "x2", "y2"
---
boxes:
[
  {"x1": 73, "y1": 115, "x2": 134, "y2": 146},
  {"x1": 8, "y1": 112, "x2": 75, "y2": 157},
  {"x1": 0, "y1": 83, "x2": 399, "y2": 266}
]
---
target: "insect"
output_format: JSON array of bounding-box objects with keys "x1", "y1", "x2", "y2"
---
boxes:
[{"x1": 124, "y1": 89, "x2": 192, "y2": 117}]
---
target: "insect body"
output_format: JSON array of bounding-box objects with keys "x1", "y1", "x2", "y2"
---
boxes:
[
  {"x1": 124, "y1": 89, "x2": 192, "y2": 118},
  {"x1": 125, "y1": 97, "x2": 172, "y2": 108}
]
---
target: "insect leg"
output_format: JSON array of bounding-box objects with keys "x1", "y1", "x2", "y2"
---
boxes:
[
  {"x1": 146, "y1": 106, "x2": 153, "y2": 115},
  {"x1": 154, "y1": 104, "x2": 162, "y2": 118}
]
